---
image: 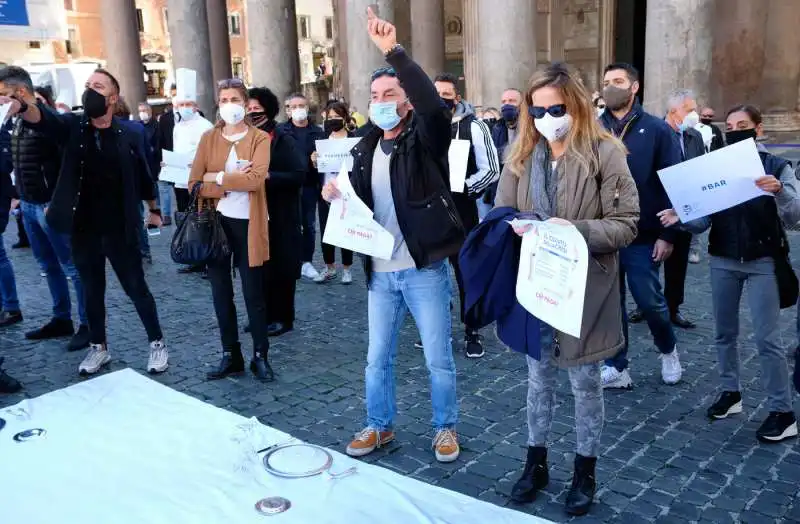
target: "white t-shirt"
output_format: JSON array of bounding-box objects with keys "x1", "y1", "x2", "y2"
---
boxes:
[
  {"x1": 214, "y1": 131, "x2": 251, "y2": 220},
  {"x1": 172, "y1": 115, "x2": 214, "y2": 188}
]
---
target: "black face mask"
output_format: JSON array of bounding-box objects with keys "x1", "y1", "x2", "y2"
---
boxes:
[
  {"x1": 483, "y1": 117, "x2": 498, "y2": 128},
  {"x1": 441, "y1": 98, "x2": 456, "y2": 111},
  {"x1": 725, "y1": 128, "x2": 757, "y2": 146},
  {"x1": 249, "y1": 111, "x2": 268, "y2": 126},
  {"x1": 324, "y1": 119, "x2": 345, "y2": 135},
  {"x1": 700, "y1": 118, "x2": 714, "y2": 126},
  {"x1": 82, "y1": 88, "x2": 108, "y2": 119}
]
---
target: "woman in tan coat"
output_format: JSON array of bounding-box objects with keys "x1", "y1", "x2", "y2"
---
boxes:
[
  {"x1": 496, "y1": 63, "x2": 639, "y2": 516},
  {"x1": 188, "y1": 79, "x2": 273, "y2": 382}
]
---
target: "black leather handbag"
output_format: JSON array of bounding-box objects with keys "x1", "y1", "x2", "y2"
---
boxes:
[{"x1": 170, "y1": 183, "x2": 230, "y2": 266}]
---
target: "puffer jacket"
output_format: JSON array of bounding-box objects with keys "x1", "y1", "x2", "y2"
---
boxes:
[{"x1": 10, "y1": 104, "x2": 61, "y2": 203}]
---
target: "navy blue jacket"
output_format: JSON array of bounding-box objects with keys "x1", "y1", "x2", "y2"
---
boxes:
[
  {"x1": 459, "y1": 206, "x2": 542, "y2": 360},
  {"x1": 277, "y1": 119, "x2": 326, "y2": 187},
  {"x1": 600, "y1": 102, "x2": 681, "y2": 244}
]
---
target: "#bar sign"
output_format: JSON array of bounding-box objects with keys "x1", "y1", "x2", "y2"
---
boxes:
[{"x1": 0, "y1": 0, "x2": 30, "y2": 26}]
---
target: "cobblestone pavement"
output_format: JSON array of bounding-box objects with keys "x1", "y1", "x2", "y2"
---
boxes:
[{"x1": 2, "y1": 222, "x2": 800, "y2": 524}]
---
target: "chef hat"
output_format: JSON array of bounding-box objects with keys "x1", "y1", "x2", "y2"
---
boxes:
[{"x1": 175, "y1": 68, "x2": 197, "y2": 103}]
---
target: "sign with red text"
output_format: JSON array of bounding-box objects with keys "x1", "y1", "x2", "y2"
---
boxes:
[
  {"x1": 322, "y1": 166, "x2": 394, "y2": 260},
  {"x1": 516, "y1": 222, "x2": 588, "y2": 338}
]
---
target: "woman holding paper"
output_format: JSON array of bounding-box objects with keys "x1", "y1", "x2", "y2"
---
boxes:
[
  {"x1": 494, "y1": 62, "x2": 639, "y2": 516},
  {"x1": 658, "y1": 104, "x2": 800, "y2": 444},
  {"x1": 311, "y1": 101, "x2": 355, "y2": 284},
  {"x1": 188, "y1": 79, "x2": 273, "y2": 383}
]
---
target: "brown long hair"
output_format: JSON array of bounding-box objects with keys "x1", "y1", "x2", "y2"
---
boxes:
[{"x1": 507, "y1": 62, "x2": 622, "y2": 177}]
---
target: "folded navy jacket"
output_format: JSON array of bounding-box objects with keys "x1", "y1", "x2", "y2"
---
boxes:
[{"x1": 458, "y1": 206, "x2": 543, "y2": 360}]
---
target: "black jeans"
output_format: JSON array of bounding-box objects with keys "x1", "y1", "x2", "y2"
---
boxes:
[
  {"x1": 207, "y1": 215, "x2": 269, "y2": 353},
  {"x1": 265, "y1": 268, "x2": 296, "y2": 326},
  {"x1": 664, "y1": 231, "x2": 692, "y2": 314},
  {"x1": 449, "y1": 253, "x2": 476, "y2": 332},
  {"x1": 72, "y1": 232, "x2": 163, "y2": 345},
  {"x1": 174, "y1": 187, "x2": 191, "y2": 213},
  {"x1": 300, "y1": 185, "x2": 319, "y2": 262},
  {"x1": 318, "y1": 199, "x2": 353, "y2": 266}
]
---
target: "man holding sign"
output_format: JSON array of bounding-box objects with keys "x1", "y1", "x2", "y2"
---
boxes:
[
  {"x1": 322, "y1": 7, "x2": 463, "y2": 464},
  {"x1": 433, "y1": 72, "x2": 500, "y2": 358}
]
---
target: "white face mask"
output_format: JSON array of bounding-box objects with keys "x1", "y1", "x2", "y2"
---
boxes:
[
  {"x1": 57, "y1": 108, "x2": 68, "y2": 115},
  {"x1": 680, "y1": 110, "x2": 700, "y2": 131},
  {"x1": 139, "y1": 111, "x2": 150, "y2": 122},
  {"x1": 534, "y1": 112, "x2": 573, "y2": 142},
  {"x1": 596, "y1": 107, "x2": 605, "y2": 118},
  {"x1": 220, "y1": 103, "x2": 246, "y2": 125},
  {"x1": 291, "y1": 107, "x2": 308, "y2": 122}
]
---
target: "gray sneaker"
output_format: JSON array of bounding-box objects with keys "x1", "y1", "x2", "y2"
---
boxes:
[
  {"x1": 79, "y1": 344, "x2": 111, "y2": 375},
  {"x1": 147, "y1": 340, "x2": 169, "y2": 374}
]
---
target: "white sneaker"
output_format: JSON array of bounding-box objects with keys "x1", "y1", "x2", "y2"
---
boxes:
[
  {"x1": 147, "y1": 340, "x2": 169, "y2": 374},
  {"x1": 301, "y1": 262, "x2": 320, "y2": 280},
  {"x1": 79, "y1": 344, "x2": 111, "y2": 375},
  {"x1": 341, "y1": 268, "x2": 353, "y2": 285},
  {"x1": 660, "y1": 347, "x2": 682, "y2": 385},
  {"x1": 688, "y1": 250, "x2": 700, "y2": 264},
  {"x1": 601, "y1": 365, "x2": 633, "y2": 389},
  {"x1": 314, "y1": 267, "x2": 337, "y2": 283}
]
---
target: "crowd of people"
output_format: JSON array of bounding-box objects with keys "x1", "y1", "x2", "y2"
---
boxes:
[{"x1": 1, "y1": 8, "x2": 800, "y2": 518}]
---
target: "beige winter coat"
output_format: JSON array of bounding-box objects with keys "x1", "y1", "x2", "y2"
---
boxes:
[{"x1": 495, "y1": 138, "x2": 640, "y2": 367}]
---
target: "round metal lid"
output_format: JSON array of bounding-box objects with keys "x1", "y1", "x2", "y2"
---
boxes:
[
  {"x1": 254, "y1": 496, "x2": 291, "y2": 515},
  {"x1": 13, "y1": 428, "x2": 46, "y2": 442},
  {"x1": 262, "y1": 443, "x2": 333, "y2": 478}
]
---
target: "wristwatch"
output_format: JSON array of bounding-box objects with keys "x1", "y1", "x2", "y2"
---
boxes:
[{"x1": 383, "y1": 43, "x2": 403, "y2": 57}]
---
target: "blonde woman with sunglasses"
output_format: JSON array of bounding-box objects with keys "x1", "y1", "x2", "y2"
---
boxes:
[{"x1": 495, "y1": 62, "x2": 639, "y2": 516}]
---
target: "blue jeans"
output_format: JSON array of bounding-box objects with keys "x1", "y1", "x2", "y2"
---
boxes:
[
  {"x1": 365, "y1": 261, "x2": 458, "y2": 430},
  {"x1": 0, "y1": 201, "x2": 20, "y2": 312},
  {"x1": 301, "y1": 186, "x2": 318, "y2": 263},
  {"x1": 21, "y1": 201, "x2": 86, "y2": 324},
  {"x1": 158, "y1": 181, "x2": 174, "y2": 219},
  {"x1": 606, "y1": 242, "x2": 677, "y2": 371}
]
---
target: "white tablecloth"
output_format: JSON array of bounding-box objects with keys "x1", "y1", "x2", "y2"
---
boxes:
[{"x1": 0, "y1": 369, "x2": 552, "y2": 524}]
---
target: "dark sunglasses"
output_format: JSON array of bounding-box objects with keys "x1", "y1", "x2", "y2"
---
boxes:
[
  {"x1": 370, "y1": 66, "x2": 397, "y2": 81},
  {"x1": 528, "y1": 104, "x2": 568, "y2": 119},
  {"x1": 218, "y1": 78, "x2": 245, "y2": 89}
]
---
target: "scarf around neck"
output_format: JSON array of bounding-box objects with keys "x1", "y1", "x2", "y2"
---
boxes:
[{"x1": 529, "y1": 139, "x2": 559, "y2": 219}]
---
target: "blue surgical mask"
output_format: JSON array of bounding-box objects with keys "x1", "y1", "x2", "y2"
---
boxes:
[
  {"x1": 501, "y1": 104, "x2": 519, "y2": 122},
  {"x1": 369, "y1": 101, "x2": 402, "y2": 131},
  {"x1": 177, "y1": 107, "x2": 195, "y2": 121}
]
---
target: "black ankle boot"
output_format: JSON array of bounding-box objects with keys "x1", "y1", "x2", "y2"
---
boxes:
[
  {"x1": 207, "y1": 343, "x2": 245, "y2": 380},
  {"x1": 565, "y1": 454, "x2": 597, "y2": 516},
  {"x1": 250, "y1": 347, "x2": 274, "y2": 382},
  {"x1": 510, "y1": 446, "x2": 549, "y2": 503}
]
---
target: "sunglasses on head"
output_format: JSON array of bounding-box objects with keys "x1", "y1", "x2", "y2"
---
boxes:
[
  {"x1": 528, "y1": 104, "x2": 567, "y2": 119},
  {"x1": 218, "y1": 78, "x2": 245, "y2": 89},
  {"x1": 370, "y1": 66, "x2": 397, "y2": 81}
]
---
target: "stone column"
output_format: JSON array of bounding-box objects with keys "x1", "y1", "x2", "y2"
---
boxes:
[
  {"x1": 345, "y1": 0, "x2": 395, "y2": 111},
  {"x1": 759, "y1": 0, "x2": 800, "y2": 112},
  {"x1": 462, "y1": 0, "x2": 483, "y2": 106},
  {"x1": 598, "y1": 0, "x2": 616, "y2": 73},
  {"x1": 206, "y1": 0, "x2": 233, "y2": 82},
  {"x1": 246, "y1": 0, "x2": 300, "y2": 104},
  {"x1": 100, "y1": 0, "x2": 146, "y2": 109},
  {"x1": 166, "y1": 0, "x2": 215, "y2": 117},
  {"x1": 643, "y1": 0, "x2": 714, "y2": 116},
  {"x1": 410, "y1": 0, "x2": 445, "y2": 78},
  {"x1": 710, "y1": 0, "x2": 769, "y2": 115},
  {"x1": 333, "y1": 0, "x2": 349, "y2": 101},
  {"x1": 548, "y1": 0, "x2": 564, "y2": 62},
  {"x1": 474, "y1": 0, "x2": 537, "y2": 108}
]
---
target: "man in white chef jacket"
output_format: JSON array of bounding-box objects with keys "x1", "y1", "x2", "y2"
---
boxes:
[{"x1": 171, "y1": 68, "x2": 213, "y2": 274}]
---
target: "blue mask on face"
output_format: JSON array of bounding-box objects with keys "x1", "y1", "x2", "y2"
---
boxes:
[
  {"x1": 501, "y1": 104, "x2": 519, "y2": 122},
  {"x1": 177, "y1": 107, "x2": 195, "y2": 121},
  {"x1": 369, "y1": 101, "x2": 403, "y2": 131}
]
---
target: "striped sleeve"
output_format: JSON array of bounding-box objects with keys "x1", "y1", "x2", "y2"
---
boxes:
[{"x1": 465, "y1": 118, "x2": 500, "y2": 196}]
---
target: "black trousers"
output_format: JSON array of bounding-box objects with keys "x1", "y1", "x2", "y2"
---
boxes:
[
  {"x1": 207, "y1": 215, "x2": 269, "y2": 353},
  {"x1": 72, "y1": 232, "x2": 163, "y2": 345},
  {"x1": 317, "y1": 200, "x2": 353, "y2": 266},
  {"x1": 449, "y1": 253, "x2": 477, "y2": 332},
  {"x1": 664, "y1": 230, "x2": 692, "y2": 314},
  {"x1": 174, "y1": 187, "x2": 191, "y2": 213},
  {"x1": 265, "y1": 268, "x2": 296, "y2": 326}
]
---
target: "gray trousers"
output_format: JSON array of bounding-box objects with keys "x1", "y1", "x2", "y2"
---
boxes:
[
  {"x1": 710, "y1": 257, "x2": 793, "y2": 413},
  {"x1": 526, "y1": 327, "x2": 604, "y2": 457}
]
